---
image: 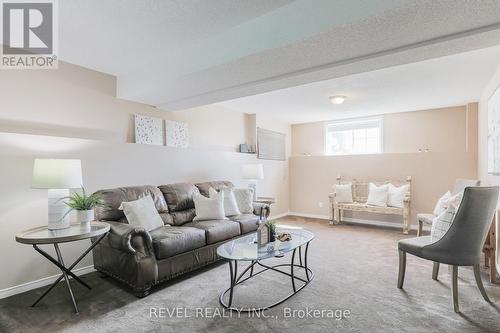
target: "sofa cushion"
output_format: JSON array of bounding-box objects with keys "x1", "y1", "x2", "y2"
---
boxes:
[
  {"x1": 95, "y1": 185, "x2": 168, "y2": 221},
  {"x1": 195, "y1": 181, "x2": 234, "y2": 197},
  {"x1": 168, "y1": 209, "x2": 196, "y2": 226},
  {"x1": 159, "y1": 183, "x2": 200, "y2": 212},
  {"x1": 184, "y1": 220, "x2": 240, "y2": 244},
  {"x1": 230, "y1": 214, "x2": 259, "y2": 234},
  {"x1": 150, "y1": 226, "x2": 206, "y2": 260}
]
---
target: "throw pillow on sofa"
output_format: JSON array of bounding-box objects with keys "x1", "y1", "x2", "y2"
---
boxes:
[
  {"x1": 335, "y1": 183, "x2": 353, "y2": 203},
  {"x1": 387, "y1": 183, "x2": 409, "y2": 208},
  {"x1": 193, "y1": 190, "x2": 226, "y2": 221},
  {"x1": 431, "y1": 191, "x2": 464, "y2": 242},
  {"x1": 366, "y1": 183, "x2": 389, "y2": 207},
  {"x1": 233, "y1": 188, "x2": 254, "y2": 214},
  {"x1": 209, "y1": 187, "x2": 241, "y2": 216},
  {"x1": 118, "y1": 195, "x2": 164, "y2": 231}
]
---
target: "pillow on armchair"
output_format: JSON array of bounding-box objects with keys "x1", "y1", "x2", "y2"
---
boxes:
[{"x1": 431, "y1": 191, "x2": 464, "y2": 242}]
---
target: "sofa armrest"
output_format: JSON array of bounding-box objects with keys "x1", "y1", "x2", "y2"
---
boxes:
[
  {"x1": 105, "y1": 221, "x2": 154, "y2": 257},
  {"x1": 253, "y1": 202, "x2": 270, "y2": 219}
]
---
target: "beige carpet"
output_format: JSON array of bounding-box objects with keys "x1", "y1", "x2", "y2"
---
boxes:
[{"x1": 1, "y1": 216, "x2": 500, "y2": 333}]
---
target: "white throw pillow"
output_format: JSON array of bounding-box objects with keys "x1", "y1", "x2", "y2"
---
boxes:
[
  {"x1": 433, "y1": 191, "x2": 451, "y2": 216},
  {"x1": 335, "y1": 183, "x2": 353, "y2": 203},
  {"x1": 209, "y1": 187, "x2": 241, "y2": 216},
  {"x1": 118, "y1": 195, "x2": 164, "y2": 231},
  {"x1": 193, "y1": 191, "x2": 226, "y2": 221},
  {"x1": 430, "y1": 191, "x2": 463, "y2": 242},
  {"x1": 366, "y1": 183, "x2": 389, "y2": 207},
  {"x1": 387, "y1": 183, "x2": 409, "y2": 208},
  {"x1": 233, "y1": 188, "x2": 254, "y2": 214}
]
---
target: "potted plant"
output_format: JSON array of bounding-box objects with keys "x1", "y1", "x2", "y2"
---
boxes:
[
  {"x1": 266, "y1": 220, "x2": 277, "y2": 242},
  {"x1": 64, "y1": 188, "x2": 105, "y2": 226}
]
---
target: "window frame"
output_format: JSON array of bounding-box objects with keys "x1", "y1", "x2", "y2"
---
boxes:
[{"x1": 323, "y1": 117, "x2": 384, "y2": 156}]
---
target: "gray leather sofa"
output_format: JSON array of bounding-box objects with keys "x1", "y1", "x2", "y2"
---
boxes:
[{"x1": 92, "y1": 181, "x2": 269, "y2": 297}]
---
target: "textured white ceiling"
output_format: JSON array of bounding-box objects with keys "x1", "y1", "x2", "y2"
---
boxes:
[
  {"x1": 58, "y1": 0, "x2": 500, "y2": 111},
  {"x1": 217, "y1": 46, "x2": 500, "y2": 123}
]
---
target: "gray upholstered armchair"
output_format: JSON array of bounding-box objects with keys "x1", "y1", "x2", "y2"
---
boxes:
[
  {"x1": 397, "y1": 186, "x2": 498, "y2": 312},
  {"x1": 417, "y1": 179, "x2": 480, "y2": 236}
]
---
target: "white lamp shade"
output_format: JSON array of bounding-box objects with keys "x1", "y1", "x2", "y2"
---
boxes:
[
  {"x1": 242, "y1": 164, "x2": 264, "y2": 180},
  {"x1": 32, "y1": 159, "x2": 83, "y2": 189}
]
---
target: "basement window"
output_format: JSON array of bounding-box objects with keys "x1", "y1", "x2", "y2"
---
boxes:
[{"x1": 324, "y1": 118, "x2": 383, "y2": 155}]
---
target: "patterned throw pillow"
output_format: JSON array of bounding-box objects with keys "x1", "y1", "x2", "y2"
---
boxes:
[
  {"x1": 433, "y1": 191, "x2": 451, "y2": 216},
  {"x1": 430, "y1": 191, "x2": 463, "y2": 242},
  {"x1": 233, "y1": 188, "x2": 254, "y2": 214}
]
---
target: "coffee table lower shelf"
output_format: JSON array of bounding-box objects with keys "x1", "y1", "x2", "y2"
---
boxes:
[{"x1": 219, "y1": 243, "x2": 313, "y2": 312}]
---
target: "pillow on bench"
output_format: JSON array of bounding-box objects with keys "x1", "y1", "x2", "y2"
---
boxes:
[
  {"x1": 366, "y1": 183, "x2": 389, "y2": 207},
  {"x1": 335, "y1": 183, "x2": 353, "y2": 203},
  {"x1": 387, "y1": 183, "x2": 409, "y2": 208}
]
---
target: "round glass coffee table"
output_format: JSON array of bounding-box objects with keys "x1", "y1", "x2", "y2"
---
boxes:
[{"x1": 217, "y1": 226, "x2": 314, "y2": 311}]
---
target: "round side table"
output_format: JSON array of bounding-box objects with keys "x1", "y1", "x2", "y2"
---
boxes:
[{"x1": 15, "y1": 222, "x2": 110, "y2": 314}]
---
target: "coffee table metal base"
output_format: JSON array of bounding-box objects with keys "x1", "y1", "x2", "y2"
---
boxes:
[{"x1": 219, "y1": 242, "x2": 313, "y2": 312}]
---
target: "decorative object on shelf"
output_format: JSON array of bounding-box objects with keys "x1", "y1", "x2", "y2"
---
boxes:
[
  {"x1": 242, "y1": 163, "x2": 263, "y2": 201},
  {"x1": 266, "y1": 220, "x2": 276, "y2": 242},
  {"x1": 165, "y1": 120, "x2": 189, "y2": 148},
  {"x1": 239, "y1": 144, "x2": 249, "y2": 153},
  {"x1": 32, "y1": 159, "x2": 83, "y2": 230},
  {"x1": 277, "y1": 232, "x2": 292, "y2": 242},
  {"x1": 63, "y1": 187, "x2": 105, "y2": 227},
  {"x1": 488, "y1": 84, "x2": 500, "y2": 174},
  {"x1": 134, "y1": 114, "x2": 163, "y2": 145}
]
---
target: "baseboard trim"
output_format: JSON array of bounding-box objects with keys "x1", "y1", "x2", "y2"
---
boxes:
[
  {"x1": 269, "y1": 211, "x2": 290, "y2": 220},
  {"x1": 0, "y1": 265, "x2": 95, "y2": 299},
  {"x1": 287, "y1": 212, "x2": 430, "y2": 232}
]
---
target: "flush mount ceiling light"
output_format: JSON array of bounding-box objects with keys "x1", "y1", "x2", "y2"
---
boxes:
[{"x1": 329, "y1": 95, "x2": 347, "y2": 105}]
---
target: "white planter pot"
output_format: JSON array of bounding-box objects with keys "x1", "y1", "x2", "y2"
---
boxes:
[{"x1": 75, "y1": 210, "x2": 95, "y2": 225}]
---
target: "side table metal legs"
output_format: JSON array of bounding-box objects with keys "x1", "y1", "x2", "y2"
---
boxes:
[{"x1": 31, "y1": 233, "x2": 107, "y2": 314}]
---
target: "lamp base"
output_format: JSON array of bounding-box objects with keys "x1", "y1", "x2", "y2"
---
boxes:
[
  {"x1": 47, "y1": 189, "x2": 71, "y2": 230},
  {"x1": 247, "y1": 180, "x2": 257, "y2": 202}
]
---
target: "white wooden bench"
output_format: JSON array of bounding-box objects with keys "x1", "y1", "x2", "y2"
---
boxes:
[{"x1": 328, "y1": 176, "x2": 412, "y2": 234}]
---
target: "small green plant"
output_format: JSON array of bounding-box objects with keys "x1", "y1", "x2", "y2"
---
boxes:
[
  {"x1": 64, "y1": 187, "x2": 106, "y2": 211},
  {"x1": 266, "y1": 219, "x2": 277, "y2": 234}
]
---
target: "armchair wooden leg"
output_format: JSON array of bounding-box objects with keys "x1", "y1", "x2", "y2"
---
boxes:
[
  {"x1": 451, "y1": 265, "x2": 459, "y2": 313},
  {"x1": 473, "y1": 264, "x2": 490, "y2": 302},
  {"x1": 432, "y1": 262, "x2": 440, "y2": 280},
  {"x1": 417, "y1": 220, "x2": 423, "y2": 237},
  {"x1": 397, "y1": 250, "x2": 406, "y2": 289}
]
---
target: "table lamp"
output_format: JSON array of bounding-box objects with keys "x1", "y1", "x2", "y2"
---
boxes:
[
  {"x1": 242, "y1": 164, "x2": 264, "y2": 201},
  {"x1": 32, "y1": 159, "x2": 83, "y2": 230}
]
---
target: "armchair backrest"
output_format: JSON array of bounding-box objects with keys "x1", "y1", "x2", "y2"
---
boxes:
[
  {"x1": 452, "y1": 179, "x2": 480, "y2": 195},
  {"x1": 426, "y1": 186, "x2": 498, "y2": 265}
]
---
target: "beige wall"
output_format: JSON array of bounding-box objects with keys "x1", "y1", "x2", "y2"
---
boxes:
[
  {"x1": 292, "y1": 106, "x2": 470, "y2": 156},
  {"x1": 290, "y1": 104, "x2": 478, "y2": 228},
  {"x1": 0, "y1": 62, "x2": 290, "y2": 292},
  {"x1": 478, "y1": 62, "x2": 500, "y2": 272}
]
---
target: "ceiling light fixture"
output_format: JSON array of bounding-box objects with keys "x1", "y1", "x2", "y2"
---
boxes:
[{"x1": 329, "y1": 95, "x2": 347, "y2": 105}]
